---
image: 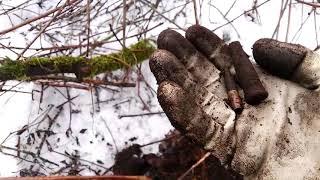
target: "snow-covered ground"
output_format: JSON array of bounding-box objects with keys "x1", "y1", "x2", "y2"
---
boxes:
[
  {"x1": 0, "y1": 61, "x2": 173, "y2": 176},
  {"x1": 0, "y1": 0, "x2": 319, "y2": 176}
]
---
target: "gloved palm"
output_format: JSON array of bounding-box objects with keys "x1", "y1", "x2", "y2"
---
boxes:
[{"x1": 149, "y1": 25, "x2": 320, "y2": 179}]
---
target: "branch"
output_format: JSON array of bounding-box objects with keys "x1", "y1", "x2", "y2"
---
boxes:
[
  {"x1": 0, "y1": 0, "x2": 80, "y2": 35},
  {"x1": 296, "y1": 0, "x2": 320, "y2": 8},
  {"x1": 177, "y1": 152, "x2": 211, "y2": 180},
  {"x1": 0, "y1": 40, "x2": 155, "y2": 81}
]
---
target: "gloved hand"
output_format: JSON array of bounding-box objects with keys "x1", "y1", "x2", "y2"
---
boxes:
[{"x1": 149, "y1": 25, "x2": 320, "y2": 180}]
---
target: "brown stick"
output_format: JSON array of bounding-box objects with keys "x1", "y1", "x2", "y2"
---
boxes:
[
  {"x1": 0, "y1": 176, "x2": 150, "y2": 180},
  {"x1": 296, "y1": 0, "x2": 320, "y2": 8},
  {"x1": 177, "y1": 152, "x2": 211, "y2": 180},
  {"x1": 229, "y1": 41, "x2": 268, "y2": 105}
]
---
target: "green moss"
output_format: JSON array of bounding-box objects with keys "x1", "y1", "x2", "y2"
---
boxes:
[
  {"x1": 0, "y1": 39, "x2": 155, "y2": 81},
  {"x1": 26, "y1": 56, "x2": 85, "y2": 73},
  {"x1": 0, "y1": 60, "x2": 26, "y2": 80},
  {"x1": 89, "y1": 39, "x2": 155, "y2": 76}
]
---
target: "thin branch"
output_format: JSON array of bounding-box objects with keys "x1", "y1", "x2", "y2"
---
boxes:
[
  {"x1": 139, "y1": 0, "x2": 186, "y2": 31},
  {"x1": 123, "y1": 0, "x2": 127, "y2": 48},
  {"x1": 213, "y1": 0, "x2": 271, "y2": 31},
  {"x1": 118, "y1": 111, "x2": 164, "y2": 119},
  {"x1": 86, "y1": 0, "x2": 91, "y2": 57},
  {"x1": 290, "y1": 8, "x2": 314, "y2": 42},
  {"x1": 0, "y1": 0, "x2": 79, "y2": 35},
  {"x1": 101, "y1": 117, "x2": 119, "y2": 153},
  {"x1": 314, "y1": 7, "x2": 319, "y2": 47},
  {"x1": 0, "y1": 23, "x2": 162, "y2": 52},
  {"x1": 224, "y1": 0, "x2": 238, "y2": 17},
  {"x1": 16, "y1": 0, "x2": 77, "y2": 60},
  {"x1": 192, "y1": 0, "x2": 199, "y2": 25},
  {"x1": 285, "y1": 0, "x2": 292, "y2": 42},
  {"x1": 209, "y1": 3, "x2": 241, "y2": 38},
  {"x1": 272, "y1": 0, "x2": 289, "y2": 39},
  {"x1": 296, "y1": 0, "x2": 320, "y2": 8},
  {"x1": 177, "y1": 152, "x2": 211, "y2": 180}
]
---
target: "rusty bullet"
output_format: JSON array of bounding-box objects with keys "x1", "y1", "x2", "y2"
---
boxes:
[
  {"x1": 223, "y1": 69, "x2": 243, "y2": 113},
  {"x1": 186, "y1": 25, "x2": 243, "y2": 112},
  {"x1": 229, "y1": 41, "x2": 268, "y2": 105}
]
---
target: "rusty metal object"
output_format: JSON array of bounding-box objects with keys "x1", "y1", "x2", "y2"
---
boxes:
[
  {"x1": 0, "y1": 176, "x2": 151, "y2": 180},
  {"x1": 186, "y1": 25, "x2": 243, "y2": 112},
  {"x1": 229, "y1": 41, "x2": 268, "y2": 105},
  {"x1": 223, "y1": 69, "x2": 243, "y2": 113}
]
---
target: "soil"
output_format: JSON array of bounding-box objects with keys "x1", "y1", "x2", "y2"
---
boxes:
[{"x1": 113, "y1": 130, "x2": 243, "y2": 180}]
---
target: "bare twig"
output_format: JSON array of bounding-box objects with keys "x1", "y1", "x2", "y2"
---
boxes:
[
  {"x1": 0, "y1": 0, "x2": 79, "y2": 35},
  {"x1": 118, "y1": 111, "x2": 164, "y2": 119},
  {"x1": 123, "y1": 0, "x2": 127, "y2": 48},
  {"x1": 213, "y1": 0, "x2": 271, "y2": 31},
  {"x1": 101, "y1": 117, "x2": 119, "y2": 153},
  {"x1": 314, "y1": 8, "x2": 319, "y2": 47},
  {"x1": 16, "y1": 0, "x2": 78, "y2": 60},
  {"x1": 177, "y1": 152, "x2": 211, "y2": 180},
  {"x1": 296, "y1": 0, "x2": 320, "y2": 8},
  {"x1": 139, "y1": 0, "x2": 186, "y2": 31},
  {"x1": 285, "y1": 0, "x2": 292, "y2": 42},
  {"x1": 192, "y1": 0, "x2": 199, "y2": 25},
  {"x1": 272, "y1": 0, "x2": 290, "y2": 39},
  {"x1": 224, "y1": 0, "x2": 238, "y2": 17},
  {"x1": 86, "y1": 0, "x2": 91, "y2": 57},
  {"x1": 209, "y1": 3, "x2": 241, "y2": 38}
]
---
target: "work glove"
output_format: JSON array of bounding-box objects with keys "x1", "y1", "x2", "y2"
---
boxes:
[{"x1": 149, "y1": 25, "x2": 320, "y2": 179}]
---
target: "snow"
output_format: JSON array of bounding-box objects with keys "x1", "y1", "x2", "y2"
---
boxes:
[
  {"x1": 0, "y1": 0, "x2": 319, "y2": 177},
  {"x1": 0, "y1": 60, "x2": 172, "y2": 176}
]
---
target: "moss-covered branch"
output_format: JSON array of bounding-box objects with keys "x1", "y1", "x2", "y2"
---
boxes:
[{"x1": 0, "y1": 40, "x2": 155, "y2": 81}]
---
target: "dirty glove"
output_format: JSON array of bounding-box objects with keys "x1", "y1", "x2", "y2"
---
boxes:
[{"x1": 149, "y1": 25, "x2": 320, "y2": 179}]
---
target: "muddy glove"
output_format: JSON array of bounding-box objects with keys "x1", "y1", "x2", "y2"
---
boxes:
[{"x1": 149, "y1": 25, "x2": 320, "y2": 179}]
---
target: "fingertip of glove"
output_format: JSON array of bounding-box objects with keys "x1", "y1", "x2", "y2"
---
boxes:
[
  {"x1": 185, "y1": 25, "x2": 201, "y2": 41},
  {"x1": 186, "y1": 25, "x2": 223, "y2": 57},
  {"x1": 252, "y1": 38, "x2": 278, "y2": 69},
  {"x1": 149, "y1": 49, "x2": 177, "y2": 83},
  {"x1": 252, "y1": 38, "x2": 307, "y2": 79},
  {"x1": 157, "y1": 29, "x2": 173, "y2": 49},
  {"x1": 253, "y1": 39, "x2": 320, "y2": 89},
  {"x1": 157, "y1": 29, "x2": 196, "y2": 59},
  {"x1": 157, "y1": 29, "x2": 185, "y2": 50}
]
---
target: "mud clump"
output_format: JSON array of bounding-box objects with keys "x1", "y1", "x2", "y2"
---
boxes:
[{"x1": 113, "y1": 131, "x2": 243, "y2": 180}]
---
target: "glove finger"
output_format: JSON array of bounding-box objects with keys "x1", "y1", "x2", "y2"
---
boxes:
[
  {"x1": 150, "y1": 49, "x2": 235, "y2": 126},
  {"x1": 149, "y1": 49, "x2": 196, "y2": 90},
  {"x1": 157, "y1": 81, "x2": 235, "y2": 163},
  {"x1": 153, "y1": 31, "x2": 237, "y2": 164},
  {"x1": 185, "y1": 25, "x2": 232, "y2": 70},
  {"x1": 157, "y1": 29, "x2": 222, "y2": 89},
  {"x1": 253, "y1": 38, "x2": 320, "y2": 89}
]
